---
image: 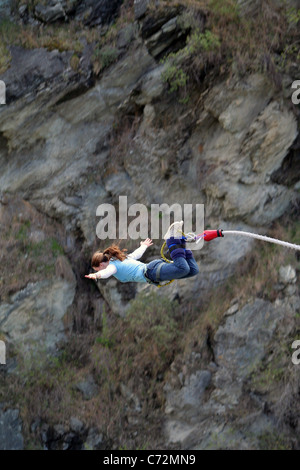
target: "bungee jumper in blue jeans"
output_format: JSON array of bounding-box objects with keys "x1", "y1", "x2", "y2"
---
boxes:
[{"x1": 85, "y1": 237, "x2": 199, "y2": 287}]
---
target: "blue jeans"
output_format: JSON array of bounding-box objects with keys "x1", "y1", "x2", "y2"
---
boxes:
[{"x1": 145, "y1": 255, "x2": 199, "y2": 283}]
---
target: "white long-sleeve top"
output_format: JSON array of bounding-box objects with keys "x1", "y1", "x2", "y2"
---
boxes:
[{"x1": 95, "y1": 244, "x2": 148, "y2": 280}]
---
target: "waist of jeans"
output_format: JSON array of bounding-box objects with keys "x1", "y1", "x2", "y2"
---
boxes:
[
  {"x1": 144, "y1": 260, "x2": 164, "y2": 285},
  {"x1": 143, "y1": 265, "x2": 152, "y2": 282},
  {"x1": 144, "y1": 264, "x2": 159, "y2": 285}
]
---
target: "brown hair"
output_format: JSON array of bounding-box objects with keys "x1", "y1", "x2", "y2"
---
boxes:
[{"x1": 91, "y1": 244, "x2": 127, "y2": 268}]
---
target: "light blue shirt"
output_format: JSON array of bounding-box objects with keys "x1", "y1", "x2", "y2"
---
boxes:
[
  {"x1": 110, "y1": 259, "x2": 147, "y2": 283},
  {"x1": 96, "y1": 245, "x2": 149, "y2": 283}
]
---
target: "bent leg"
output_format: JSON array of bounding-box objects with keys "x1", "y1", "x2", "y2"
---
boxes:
[
  {"x1": 181, "y1": 249, "x2": 199, "y2": 279},
  {"x1": 145, "y1": 259, "x2": 190, "y2": 283},
  {"x1": 158, "y1": 257, "x2": 190, "y2": 281},
  {"x1": 182, "y1": 256, "x2": 199, "y2": 278},
  {"x1": 159, "y1": 237, "x2": 192, "y2": 281},
  {"x1": 146, "y1": 239, "x2": 199, "y2": 283}
]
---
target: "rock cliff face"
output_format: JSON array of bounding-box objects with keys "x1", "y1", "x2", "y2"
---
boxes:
[
  {"x1": 164, "y1": 286, "x2": 300, "y2": 449},
  {"x1": 0, "y1": 0, "x2": 299, "y2": 450}
]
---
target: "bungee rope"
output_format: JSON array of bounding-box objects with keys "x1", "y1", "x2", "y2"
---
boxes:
[
  {"x1": 221, "y1": 230, "x2": 300, "y2": 251},
  {"x1": 192, "y1": 228, "x2": 300, "y2": 251},
  {"x1": 159, "y1": 222, "x2": 300, "y2": 285}
]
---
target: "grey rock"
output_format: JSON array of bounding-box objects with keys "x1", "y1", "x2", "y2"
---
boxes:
[
  {"x1": 0, "y1": 0, "x2": 10, "y2": 17},
  {"x1": 0, "y1": 406, "x2": 24, "y2": 450},
  {"x1": 82, "y1": 0, "x2": 123, "y2": 26},
  {"x1": 84, "y1": 427, "x2": 104, "y2": 450},
  {"x1": 117, "y1": 24, "x2": 136, "y2": 49},
  {"x1": 0, "y1": 279, "x2": 76, "y2": 357},
  {"x1": 55, "y1": 255, "x2": 77, "y2": 284},
  {"x1": 96, "y1": 277, "x2": 134, "y2": 317},
  {"x1": 144, "y1": 16, "x2": 185, "y2": 58},
  {"x1": 0, "y1": 44, "x2": 155, "y2": 249},
  {"x1": 182, "y1": 370, "x2": 211, "y2": 406},
  {"x1": 279, "y1": 265, "x2": 297, "y2": 285},
  {"x1": 214, "y1": 298, "x2": 284, "y2": 379},
  {"x1": 0, "y1": 46, "x2": 72, "y2": 102},
  {"x1": 70, "y1": 417, "x2": 84, "y2": 433},
  {"x1": 53, "y1": 423, "x2": 66, "y2": 440},
  {"x1": 30, "y1": 418, "x2": 42, "y2": 433},
  {"x1": 76, "y1": 375, "x2": 99, "y2": 400},
  {"x1": 29, "y1": 229, "x2": 46, "y2": 243},
  {"x1": 190, "y1": 74, "x2": 298, "y2": 225},
  {"x1": 285, "y1": 284, "x2": 298, "y2": 297},
  {"x1": 134, "y1": 0, "x2": 149, "y2": 20},
  {"x1": 40, "y1": 423, "x2": 50, "y2": 445},
  {"x1": 164, "y1": 295, "x2": 291, "y2": 448},
  {"x1": 25, "y1": 0, "x2": 123, "y2": 26},
  {"x1": 165, "y1": 370, "x2": 211, "y2": 416},
  {"x1": 120, "y1": 383, "x2": 142, "y2": 412},
  {"x1": 104, "y1": 171, "x2": 132, "y2": 197},
  {"x1": 35, "y1": 2, "x2": 66, "y2": 23},
  {"x1": 18, "y1": 4, "x2": 28, "y2": 17},
  {"x1": 194, "y1": 423, "x2": 254, "y2": 450},
  {"x1": 224, "y1": 303, "x2": 239, "y2": 316},
  {"x1": 134, "y1": 65, "x2": 165, "y2": 105}
]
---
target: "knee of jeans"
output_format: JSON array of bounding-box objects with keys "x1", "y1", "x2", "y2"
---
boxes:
[
  {"x1": 190, "y1": 265, "x2": 200, "y2": 276},
  {"x1": 181, "y1": 265, "x2": 191, "y2": 276}
]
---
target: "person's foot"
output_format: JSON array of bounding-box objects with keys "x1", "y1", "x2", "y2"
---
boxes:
[
  {"x1": 166, "y1": 237, "x2": 186, "y2": 260},
  {"x1": 167, "y1": 236, "x2": 186, "y2": 246}
]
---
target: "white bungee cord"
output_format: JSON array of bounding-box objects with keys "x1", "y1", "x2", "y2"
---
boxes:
[{"x1": 163, "y1": 220, "x2": 300, "y2": 251}]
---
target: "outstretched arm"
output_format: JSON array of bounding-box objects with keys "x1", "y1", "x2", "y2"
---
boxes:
[
  {"x1": 85, "y1": 264, "x2": 117, "y2": 280},
  {"x1": 128, "y1": 238, "x2": 153, "y2": 260}
]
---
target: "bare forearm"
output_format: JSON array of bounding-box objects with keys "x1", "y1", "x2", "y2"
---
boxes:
[
  {"x1": 85, "y1": 264, "x2": 117, "y2": 280},
  {"x1": 128, "y1": 238, "x2": 153, "y2": 260}
]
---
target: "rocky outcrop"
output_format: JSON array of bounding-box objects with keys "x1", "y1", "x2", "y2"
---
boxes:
[
  {"x1": 1, "y1": 43, "x2": 92, "y2": 103},
  {"x1": 0, "y1": 278, "x2": 76, "y2": 359},
  {"x1": 34, "y1": 2, "x2": 67, "y2": 23},
  {"x1": 190, "y1": 74, "x2": 298, "y2": 225},
  {"x1": 15, "y1": 0, "x2": 124, "y2": 26},
  {"x1": 0, "y1": 195, "x2": 77, "y2": 367},
  {"x1": 0, "y1": 10, "x2": 297, "y2": 234},
  {"x1": 141, "y1": 5, "x2": 190, "y2": 59},
  {"x1": 134, "y1": 0, "x2": 149, "y2": 20},
  {"x1": 164, "y1": 273, "x2": 300, "y2": 449}
]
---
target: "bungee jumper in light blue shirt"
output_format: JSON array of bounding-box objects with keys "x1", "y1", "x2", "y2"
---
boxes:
[{"x1": 85, "y1": 237, "x2": 199, "y2": 287}]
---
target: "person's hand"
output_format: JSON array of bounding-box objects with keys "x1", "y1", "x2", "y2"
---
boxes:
[
  {"x1": 85, "y1": 273, "x2": 98, "y2": 280},
  {"x1": 140, "y1": 238, "x2": 153, "y2": 247}
]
